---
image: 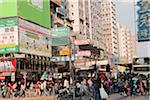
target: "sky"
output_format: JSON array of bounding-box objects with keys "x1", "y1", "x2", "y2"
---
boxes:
[{"x1": 116, "y1": 0, "x2": 138, "y2": 33}]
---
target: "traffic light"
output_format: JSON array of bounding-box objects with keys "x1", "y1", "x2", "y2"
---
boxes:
[{"x1": 106, "y1": 64, "x2": 110, "y2": 72}]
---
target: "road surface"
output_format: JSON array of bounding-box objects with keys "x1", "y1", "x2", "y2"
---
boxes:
[
  {"x1": 0, "y1": 94, "x2": 149, "y2": 100},
  {"x1": 108, "y1": 94, "x2": 149, "y2": 100}
]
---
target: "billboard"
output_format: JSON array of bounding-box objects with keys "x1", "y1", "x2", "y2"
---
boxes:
[
  {"x1": 18, "y1": 0, "x2": 50, "y2": 28},
  {"x1": 51, "y1": 27, "x2": 70, "y2": 46},
  {"x1": 137, "y1": 0, "x2": 150, "y2": 41},
  {"x1": 0, "y1": 18, "x2": 19, "y2": 54},
  {"x1": 19, "y1": 18, "x2": 51, "y2": 57},
  {"x1": 0, "y1": 0, "x2": 17, "y2": 18}
]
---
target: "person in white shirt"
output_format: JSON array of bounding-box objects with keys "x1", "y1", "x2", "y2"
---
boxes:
[
  {"x1": 43, "y1": 80, "x2": 47, "y2": 96},
  {"x1": 88, "y1": 78, "x2": 93, "y2": 87},
  {"x1": 63, "y1": 78, "x2": 69, "y2": 89}
]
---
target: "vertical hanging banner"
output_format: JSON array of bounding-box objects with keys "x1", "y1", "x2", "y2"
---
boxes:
[
  {"x1": 137, "y1": 0, "x2": 150, "y2": 41},
  {"x1": 0, "y1": 18, "x2": 19, "y2": 54}
]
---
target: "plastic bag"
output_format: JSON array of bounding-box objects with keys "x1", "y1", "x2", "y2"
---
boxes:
[{"x1": 100, "y1": 87, "x2": 108, "y2": 99}]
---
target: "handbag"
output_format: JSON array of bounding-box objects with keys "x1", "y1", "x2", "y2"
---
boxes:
[{"x1": 100, "y1": 84, "x2": 108, "y2": 99}]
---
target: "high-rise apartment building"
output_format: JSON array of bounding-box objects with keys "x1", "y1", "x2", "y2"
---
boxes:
[
  {"x1": 100, "y1": 0, "x2": 118, "y2": 58},
  {"x1": 67, "y1": 0, "x2": 104, "y2": 49},
  {"x1": 127, "y1": 34, "x2": 136, "y2": 63},
  {"x1": 67, "y1": 0, "x2": 89, "y2": 40},
  {"x1": 117, "y1": 23, "x2": 136, "y2": 63},
  {"x1": 90, "y1": 0, "x2": 105, "y2": 49}
]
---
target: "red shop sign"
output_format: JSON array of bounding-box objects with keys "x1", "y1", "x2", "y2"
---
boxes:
[
  {"x1": 0, "y1": 76, "x2": 5, "y2": 80},
  {"x1": 0, "y1": 59, "x2": 16, "y2": 72}
]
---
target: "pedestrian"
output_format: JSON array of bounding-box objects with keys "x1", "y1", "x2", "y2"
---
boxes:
[
  {"x1": 29, "y1": 82, "x2": 34, "y2": 96},
  {"x1": 35, "y1": 81, "x2": 40, "y2": 96},
  {"x1": 124, "y1": 80, "x2": 130, "y2": 96},
  {"x1": 63, "y1": 77, "x2": 69, "y2": 89},
  {"x1": 40, "y1": 82, "x2": 44, "y2": 96},
  {"x1": 43, "y1": 79, "x2": 47, "y2": 96},
  {"x1": 93, "y1": 77, "x2": 101, "y2": 100},
  {"x1": 129, "y1": 77, "x2": 134, "y2": 96},
  {"x1": 118, "y1": 78, "x2": 124, "y2": 95},
  {"x1": 20, "y1": 83, "x2": 25, "y2": 97},
  {"x1": 8, "y1": 83, "x2": 13, "y2": 97},
  {"x1": 145, "y1": 78, "x2": 149, "y2": 95},
  {"x1": 88, "y1": 77, "x2": 93, "y2": 96},
  {"x1": 136, "y1": 78, "x2": 145, "y2": 95},
  {"x1": 104, "y1": 78, "x2": 110, "y2": 94}
]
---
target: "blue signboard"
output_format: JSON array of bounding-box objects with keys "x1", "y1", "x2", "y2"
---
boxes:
[
  {"x1": 112, "y1": 57, "x2": 120, "y2": 64},
  {"x1": 137, "y1": 0, "x2": 150, "y2": 41}
]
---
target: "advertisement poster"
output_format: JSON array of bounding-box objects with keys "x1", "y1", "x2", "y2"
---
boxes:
[
  {"x1": 51, "y1": 27, "x2": 70, "y2": 46},
  {"x1": 0, "y1": 17, "x2": 19, "y2": 54},
  {"x1": 0, "y1": 59, "x2": 16, "y2": 72},
  {"x1": 19, "y1": 18, "x2": 51, "y2": 57},
  {"x1": 0, "y1": 0, "x2": 17, "y2": 18},
  {"x1": 18, "y1": 0, "x2": 50, "y2": 28}
]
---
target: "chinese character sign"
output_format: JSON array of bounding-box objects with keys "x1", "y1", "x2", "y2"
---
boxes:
[{"x1": 137, "y1": 0, "x2": 150, "y2": 41}]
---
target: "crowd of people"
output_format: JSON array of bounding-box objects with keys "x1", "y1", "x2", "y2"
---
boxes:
[
  {"x1": 73, "y1": 73, "x2": 149, "y2": 100},
  {"x1": 0, "y1": 79, "x2": 54, "y2": 98},
  {"x1": 0, "y1": 73, "x2": 149, "y2": 100}
]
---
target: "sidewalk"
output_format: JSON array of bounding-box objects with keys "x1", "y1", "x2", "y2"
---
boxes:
[
  {"x1": 23, "y1": 96, "x2": 56, "y2": 100},
  {"x1": 0, "y1": 96, "x2": 56, "y2": 100}
]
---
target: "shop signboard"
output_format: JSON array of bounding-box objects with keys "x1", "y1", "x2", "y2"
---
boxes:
[
  {"x1": 119, "y1": 58, "x2": 128, "y2": 64},
  {"x1": 51, "y1": 0, "x2": 61, "y2": 6},
  {"x1": 118, "y1": 66, "x2": 126, "y2": 73},
  {"x1": 133, "y1": 67, "x2": 150, "y2": 72},
  {"x1": 59, "y1": 49, "x2": 71, "y2": 55},
  {"x1": 0, "y1": 18, "x2": 19, "y2": 54},
  {"x1": 0, "y1": 59, "x2": 16, "y2": 72},
  {"x1": 137, "y1": 0, "x2": 150, "y2": 41},
  {"x1": 18, "y1": 0, "x2": 50, "y2": 28},
  {"x1": 0, "y1": 0, "x2": 17, "y2": 18},
  {"x1": 51, "y1": 27, "x2": 70, "y2": 46},
  {"x1": 112, "y1": 57, "x2": 120, "y2": 64},
  {"x1": 0, "y1": 76, "x2": 5, "y2": 80},
  {"x1": 99, "y1": 49, "x2": 105, "y2": 60},
  {"x1": 11, "y1": 72, "x2": 15, "y2": 82},
  {"x1": 19, "y1": 18, "x2": 51, "y2": 57},
  {"x1": 74, "y1": 39, "x2": 90, "y2": 45},
  {"x1": 51, "y1": 54, "x2": 81, "y2": 62},
  {"x1": 77, "y1": 51, "x2": 91, "y2": 56},
  {"x1": 53, "y1": 73, "x2": 62, "y2": 79},
  {"x1": 96, "y1": 60, "x2": 108, "y2": 65}
]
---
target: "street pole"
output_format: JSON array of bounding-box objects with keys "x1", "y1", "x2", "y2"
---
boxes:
[
  {"x1": 63, "y1": 16, "x2": 75, "y2": 100},
  {"x1": 68, "y1": 36, "x2": 76, "y2": 100}
]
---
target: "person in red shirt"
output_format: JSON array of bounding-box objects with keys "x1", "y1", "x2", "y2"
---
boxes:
[
  {"x1": 8, "y1": 83, "x2": 13, "y2": 97},
  {"x1": 35, "y1": 81, "x2": 40, "y2": 96}
]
